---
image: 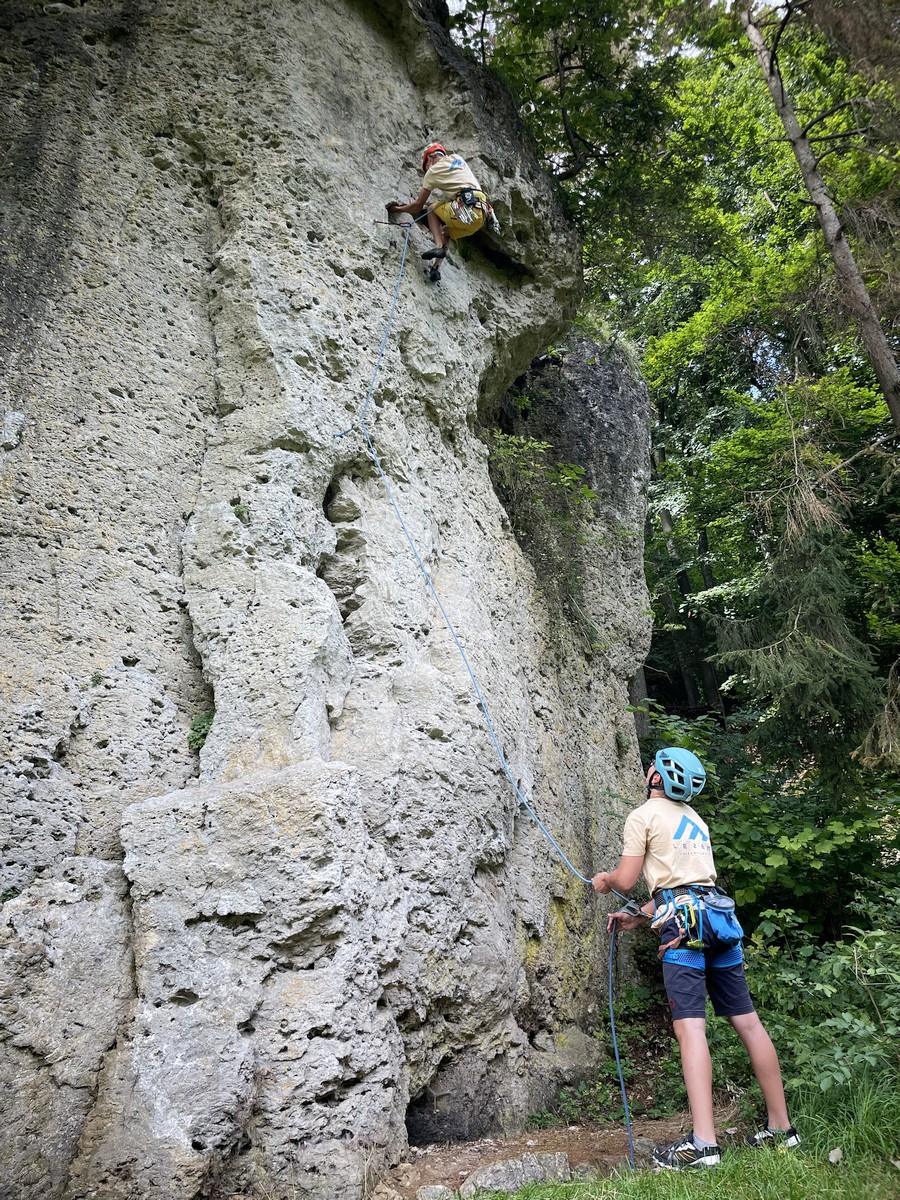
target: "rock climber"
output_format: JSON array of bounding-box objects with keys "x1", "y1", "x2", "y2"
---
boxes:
[
  {"x1": 592, "y1": 747, "x2": 800, "y2": 1171},
  {"x1": 386, "y1": 143, "x2": 490, "y2": 283}
]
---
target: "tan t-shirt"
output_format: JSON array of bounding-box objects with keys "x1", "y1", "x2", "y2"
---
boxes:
[
  {"x1": 622, "y1": 796, "x2": 717, "y2": 896},
  {"x1": 423, "y1": 153, "x2": 481, "y2": 201}
]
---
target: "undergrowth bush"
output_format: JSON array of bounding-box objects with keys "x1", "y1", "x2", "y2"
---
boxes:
[
  {"x1": 637, "y1": 702, "x2": 900, "y2": 936},
  {"x1": 639, "y1": 888, "x2": 900, "y2": 1104},
  {"x1": 742, "y1": 890, "x2": 900, "y2": 1090},
  {"x1": 529, "y1": 885, "x2": 899, "y2": 1138},
  {"x1": 188, "y1": 709, "x2": 215, "y2": 752}
]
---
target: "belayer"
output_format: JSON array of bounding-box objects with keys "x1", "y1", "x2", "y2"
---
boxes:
[
  {"x1": 386, "y1": 143, "x2": 492, "y2": 282},
  {"x1": 592, "y1": 747, "x2": 800, "y2": 1170}
]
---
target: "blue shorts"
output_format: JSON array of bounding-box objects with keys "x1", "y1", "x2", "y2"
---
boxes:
[{"x1": 657, "y1": 915, "x2": 756, "y2": 1021}]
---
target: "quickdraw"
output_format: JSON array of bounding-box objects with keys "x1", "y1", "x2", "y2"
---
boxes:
[{"x1": 448, "y1": 188, "x2": 500, "y2": 233}]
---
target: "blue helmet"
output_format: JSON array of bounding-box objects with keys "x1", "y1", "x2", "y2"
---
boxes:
[{"x1": 654, "y1": 747, "x2": 706, "y2": 801}]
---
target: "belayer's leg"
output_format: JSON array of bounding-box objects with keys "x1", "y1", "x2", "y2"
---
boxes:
[
  {"x1": 728, "y1": 1011, "x2": 791, "y2": 1130},
  {"x1": 653, "y1": 954, "x2": 721, "y2": 1168},
  {"x1": 673, "y1": 1017, "x2": 717, "y2": 1145}
]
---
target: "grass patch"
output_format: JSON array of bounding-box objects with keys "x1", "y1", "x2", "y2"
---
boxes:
[
  {"x1": 502, "y1": 1070, "x2": 900, "y2": 1200},
  {"x1": 493, "y1": 1149, "x2": 900, "y2": 1199},
  {"x1": 793, "y1": 1069, "x2": 900, "y2": 1163}
]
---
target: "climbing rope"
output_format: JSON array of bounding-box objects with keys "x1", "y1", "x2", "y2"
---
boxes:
[
  {"x1": 338, "y1": 221, "x2": 637, "y2": 1165},
  {"x1": 609, "y1": 928, "x2": 636, "y2": 1168},
  {"x1": 338, "y1": 218, "x2": 593, "y2": 887}
]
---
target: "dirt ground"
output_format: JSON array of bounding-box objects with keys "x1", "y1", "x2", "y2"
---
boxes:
[
  {"x1": 381, "y1": 1001, "x2": 744, "y2": 1197},
  {"x1": 380, "y1": 1113, "x2": 718, "y2": 1197}
]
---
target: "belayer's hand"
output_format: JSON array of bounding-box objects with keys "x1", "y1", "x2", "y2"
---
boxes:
[{"x1": 608, "y1": 910, "x2": 645, "y2": 934}]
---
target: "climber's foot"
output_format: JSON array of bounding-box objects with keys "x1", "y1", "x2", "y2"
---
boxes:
[{"x1": 422, "y1": 247, "x2": 447, "y2": 260}]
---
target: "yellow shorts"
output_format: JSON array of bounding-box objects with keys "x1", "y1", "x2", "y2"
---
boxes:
[{"x1": 432, "y1": 195, "x2": 487, "y2": 240}]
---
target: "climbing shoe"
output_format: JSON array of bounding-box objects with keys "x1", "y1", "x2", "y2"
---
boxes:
[
  {"x1": 745, "y1": 1124, "x2": 801, "y2": 1149},
  {"x1": 427, "y1": 266, "x2": 441, "y2": 283},
  {"x1": 652, "y1": 1134, "x2": 720, "y2": 1171},
  {"x1": 421, "y1": 247, "x2": 447, "y2": 260}
]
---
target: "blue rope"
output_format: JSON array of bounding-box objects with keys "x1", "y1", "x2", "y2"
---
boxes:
[
  {"x1": 336, "y1": 221, "x2": 415, "y2": 439},
  {"x1": 340, "y1": 214, "x2": 637, "y2": 1167},
  {"x1": 609, "y1": 929, "x2": 636, "y2": 1168},
  {"x1": 337, "y1": 219, "x2": 593, "y2": 887}
]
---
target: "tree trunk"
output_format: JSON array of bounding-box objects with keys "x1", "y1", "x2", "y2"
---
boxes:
[
  {"x1": 697, "y1": 529, "x2": 716, "y2": 592},
  {"x1": 740, "y1": 5, "x2": 900, "y2": 431},
  {"x1": 652, "y1": 548, "x2": 703, "y2": 710},
  {"x1": 628, "y1": 667, "x2": 651, "y2": 739},
  {"x1": 658, "y1": 510, "x2": 726, "y2": 719}
]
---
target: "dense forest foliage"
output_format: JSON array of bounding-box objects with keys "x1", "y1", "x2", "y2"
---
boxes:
[{"x1": 454, "y1": 0, "x2": 899, "y2": 1104}]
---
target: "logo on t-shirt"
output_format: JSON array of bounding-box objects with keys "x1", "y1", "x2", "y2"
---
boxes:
[{"x1": 673, "y1": 815, "x2": 708, "y2": 843}]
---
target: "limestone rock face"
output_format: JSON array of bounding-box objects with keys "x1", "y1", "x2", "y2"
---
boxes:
[
  {"x1": 0, "y1": 860, "x2": 133, "y2": 1196},
  {"x1": 459, "y1": 1152, "x2": 571, "y2": 1197},
  {"x1": 0, "y1": 1, "x2": 650, "y2": 1197}
]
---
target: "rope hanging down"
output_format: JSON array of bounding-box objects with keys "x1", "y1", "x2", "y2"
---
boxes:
[
  {"x1": 609, "y1": 932, "x2": 636, "y2": 1168},
  {"x1": 339, "y1": 219, "x2": 636, "y2": 1171},
  {"x1": 337, "y1": 220, "x2": 593, "y2": 885}
]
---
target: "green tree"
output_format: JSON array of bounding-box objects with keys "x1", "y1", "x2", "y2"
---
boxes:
[
  {"x1": 738, "y1": 2, "x2": 900, "y2": 428},
  {"x1": 453, "y1": 0, "x2": 900, "y2": 921}
]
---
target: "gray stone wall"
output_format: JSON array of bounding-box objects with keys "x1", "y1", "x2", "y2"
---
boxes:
[{"x1": 0, "y1": 1, "x2": 650, "y2": 1196}]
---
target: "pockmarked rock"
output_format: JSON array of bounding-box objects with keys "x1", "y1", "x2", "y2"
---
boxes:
[
  {"x1": 63, "y1": 761, "x2": 408, "y2": 1199},
  {"x1": 0, "y1": 0, "x2": 650, "y2": 1195},
  {"x1": 459, "y1": 1152, "x2": 571, "y2": 1197},
  {"x1": 0, "y1": 859, "x2": 132, "y2": 1197}
]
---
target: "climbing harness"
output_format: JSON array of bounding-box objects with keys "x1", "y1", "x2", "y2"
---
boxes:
[
  {"x1": 341, "y1": 218, "x2": 639, "y2": 1166},
  {"x1": 653, "y1": 886, "x2": 744, "y2": 961},
  {"x1": 448, "y1": 187, "x2": 489, "y2": 227}
]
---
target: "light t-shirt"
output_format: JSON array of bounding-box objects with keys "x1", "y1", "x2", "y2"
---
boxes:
[
  {"x1": 423, "y1": 153, "x2": 481, "y2": 201},
  {"x1": 622, "y1": 796, "x2": 717, "y2": 896}
]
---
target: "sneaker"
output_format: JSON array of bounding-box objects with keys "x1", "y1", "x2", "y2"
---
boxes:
[
  {"x1": 745, "y1": 1124, "x2": 801, "y2": 1148},
  {"x1": 421, "y1": 247, "x2": 447, "y2": 260},
  {"x1": 652, "y1": 1133, "x2": 721, "y2": 1170},
  {"x1": 427, "y1": 266, "x2": 441, "y2": 283}
]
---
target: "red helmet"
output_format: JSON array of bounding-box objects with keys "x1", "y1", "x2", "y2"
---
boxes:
[{"x1": 421, "y1": 142, "x2": 446, "y2": 172}]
